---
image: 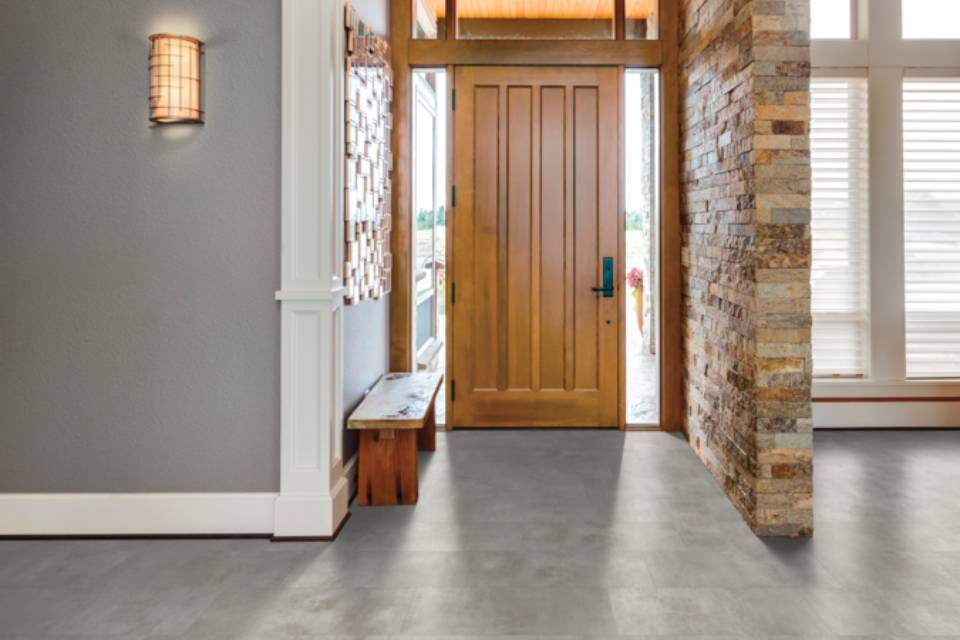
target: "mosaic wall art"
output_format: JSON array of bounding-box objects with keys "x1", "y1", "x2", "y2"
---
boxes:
[{"x1": 344, "y1": 3, "x2": 393, "y2": 305}]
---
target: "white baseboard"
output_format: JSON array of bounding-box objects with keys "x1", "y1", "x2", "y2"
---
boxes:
[
  {"x1": 0, "y1": 493, "x2": 278, "y2": 536},
  {"x1": 814, "y1": 401, "x2": 960, "y2": 429},
  {"x1": 0, "y1": 455, "x2": 360, "y2": 537}
]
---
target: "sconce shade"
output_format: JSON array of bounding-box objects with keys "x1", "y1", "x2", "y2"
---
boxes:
[{"x1": 149, "y1": 34, "x2": 204, "y2": 124}]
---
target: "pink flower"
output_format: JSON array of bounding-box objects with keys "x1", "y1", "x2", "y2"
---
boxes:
[{"x1": 627, "y1": 267, "x2": 644, "y2": 291}]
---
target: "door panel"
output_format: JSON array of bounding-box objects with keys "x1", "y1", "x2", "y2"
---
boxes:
[
  {"x1": 451, "y1": 66, "x2": 619, "y2": 428},
  {"x1": 506, "y1": 86, "x2": 533, "y2": 391},
  {"x1": 473, "y1": 85, "x2": 500, "y2": 391},
  {"x1": 540, "y1": 86, "x2": 567, "y2": 392}
]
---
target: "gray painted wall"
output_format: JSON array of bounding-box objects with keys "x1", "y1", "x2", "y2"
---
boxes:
[
  {"x1": 0, "y1": 0, "x2": 281, "y2": 492},
  {"x1": 342, "y1": 0, "x2": 391, "y2": 461},
  {"x1": 342, "y1": 299, "x2": 391, "y2": 459}
]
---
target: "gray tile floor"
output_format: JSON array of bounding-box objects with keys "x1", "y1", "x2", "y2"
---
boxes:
[{"x1": 2, "y1": 429, "x2": 960, "y2": 639}]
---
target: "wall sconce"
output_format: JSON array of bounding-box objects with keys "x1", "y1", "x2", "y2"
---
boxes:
[{"x1": 149, "y1": 34, "x2": 204, "y2": 124}]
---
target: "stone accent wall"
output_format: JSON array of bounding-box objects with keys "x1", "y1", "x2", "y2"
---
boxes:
[{"x1": 679, "y1": 0, "x2": 813, "y2": 537}]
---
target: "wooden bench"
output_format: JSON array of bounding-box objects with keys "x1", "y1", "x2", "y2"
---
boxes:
[{"x1": 347, "y1": 372, "x2": 443, "y2": 506}]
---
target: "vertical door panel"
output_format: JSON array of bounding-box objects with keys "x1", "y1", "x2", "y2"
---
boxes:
[
  {"x1": 539, "y1": 86, "x2": 567, "y2": 392},
  {"x1": 473, "y1": 86, "x2": 500, "y2": 391},
  {"x1": 574, "y1": 87, "x2": 600, "y2": 391},
  {"x1": 507, "y1": 87, "x2": 533, "y2": 391}
]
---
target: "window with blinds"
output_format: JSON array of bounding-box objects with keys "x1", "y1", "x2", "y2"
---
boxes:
[
  {"x1": 810, "y1": 79, "x2": 870, "y2": 378},
  {"x1": 904, "y1": 79, "x2": 960, "y2": 378}
]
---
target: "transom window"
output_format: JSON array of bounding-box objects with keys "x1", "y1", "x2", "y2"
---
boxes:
[
  {"x1": 811, "y1": 0, "x2": 853, "y2": 40},
  {"x1": 413, "y1": 0, "x2": 659, "y2": 40},
  {"x1": 903, "y1": 0, "x2": 960, "y2": 40}
]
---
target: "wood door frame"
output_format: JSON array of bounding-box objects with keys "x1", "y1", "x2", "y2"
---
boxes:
[{"x1": 390, "y1": 0, "x2": 683, "y2": 433}]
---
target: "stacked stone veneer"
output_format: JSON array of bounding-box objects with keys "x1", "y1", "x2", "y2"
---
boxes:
[{"x1": 679, "y1": 0, "x2": 813, "y2": 537}]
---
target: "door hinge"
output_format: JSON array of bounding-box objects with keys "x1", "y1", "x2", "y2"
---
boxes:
[
  {"x1": 452, "y1": 88, "x2": 456, "y2": 111},
  {"x1": 451, "y1": 380, "x2": 456, "y2": 402},
  {"x1": 451, "y1": 184, "x2": 457, "y2": 208},
  {"x1": 451, "y1": 282, "x2": 456, "y2": 305}
]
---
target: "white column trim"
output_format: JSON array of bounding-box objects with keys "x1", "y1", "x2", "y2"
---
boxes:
[
  {"x1": 867, "y1": 66, "x2": 907, "y2": 384},
  {"x1": 275, "y1": 0, "x2": 349, "y2": 538}
]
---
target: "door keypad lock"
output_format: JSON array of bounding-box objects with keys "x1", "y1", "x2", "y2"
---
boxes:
[{"x1": 591, "y1": 257, "x2": 615, "y2": 298}]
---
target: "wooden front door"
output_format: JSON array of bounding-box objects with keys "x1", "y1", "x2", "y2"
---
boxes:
[{"x1": 450, "y1": 66, "x2": 620, "y2": 428}]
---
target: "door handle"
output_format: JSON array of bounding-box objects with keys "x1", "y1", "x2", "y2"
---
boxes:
[{"x1": 592, "y1": 257, "x2": 615, "y2": 298}]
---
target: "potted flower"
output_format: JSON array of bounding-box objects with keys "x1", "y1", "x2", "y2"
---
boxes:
[{"x1": 627, "y1": 267, "x2": 644, "y2": 335}]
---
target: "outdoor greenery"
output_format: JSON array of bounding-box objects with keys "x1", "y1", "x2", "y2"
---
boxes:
[
  {"x1": 417, "y1": 206, "x2": 446, "y2": 230},
  {"x1": 626, "y1": 210, "x2": 647, "y2": 232}
]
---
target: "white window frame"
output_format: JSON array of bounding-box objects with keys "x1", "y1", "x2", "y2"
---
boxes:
[{"x1": 812, "y1": 0, "x2": 960, "y2": 425}]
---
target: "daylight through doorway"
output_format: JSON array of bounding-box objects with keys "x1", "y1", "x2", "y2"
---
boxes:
[
  {"x1": 412, "y1": 69, "x2": 448, "y2": 425},
  {"x1": 625, "y1": 69, "x2": 660, "y2": 426}
]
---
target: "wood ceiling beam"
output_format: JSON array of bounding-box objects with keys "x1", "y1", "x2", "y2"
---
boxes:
[{"x1": 408, "y1": 39, "x2": 662, "y2": 66}]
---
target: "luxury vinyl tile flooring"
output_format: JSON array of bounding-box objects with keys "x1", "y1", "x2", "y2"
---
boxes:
[{"x1": 2, "y1": 430, "x2": 960, "y2": 639}]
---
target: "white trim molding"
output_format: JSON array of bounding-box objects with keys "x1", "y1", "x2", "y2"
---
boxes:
[
  {"x1": 813, "y1": 380, "x2": 960, "y2": 428},
  {"x1": 814, "y1": 402, "x2": 960, "y2": 429},
  {"x1": 274, "y1": 0, "x2": 350, "y2": 538},
  {"x1": 0, "y1": 494, "x2": 277, "y2": 536}
]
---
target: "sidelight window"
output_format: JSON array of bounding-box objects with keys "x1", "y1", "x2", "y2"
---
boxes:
[
  {"x1": 412, "y1": 70, "x2": 448, "y2": 381},
  {"x1": 625, "y1": 69, "x2": 660, "y2": 425}
]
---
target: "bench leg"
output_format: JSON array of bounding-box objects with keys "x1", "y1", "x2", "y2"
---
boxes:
[
  {"x1": 417, "y1": 403, "x2": 437, "y2": 452},
  {"x1": 357, "y1": 429, "x2": 418, "y2": 506}
]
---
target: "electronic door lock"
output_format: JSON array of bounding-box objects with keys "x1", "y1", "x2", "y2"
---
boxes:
[{"x1": 592, "y1": 257, "x2": 615, "y2": 298}]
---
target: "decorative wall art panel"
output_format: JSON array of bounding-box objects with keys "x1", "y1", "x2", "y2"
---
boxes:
[{"x1": 344, "y1": 3, "x2": 393, "y2": 305}]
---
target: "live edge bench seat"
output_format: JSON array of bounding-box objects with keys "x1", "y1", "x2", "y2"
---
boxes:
[{"x1": 347, "y1": 372, "x2": 443, "y2": 506}]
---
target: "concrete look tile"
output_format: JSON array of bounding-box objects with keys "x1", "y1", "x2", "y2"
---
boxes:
[
  {"x1": 609, "y1": 587, "x2": 748, "y2": 636},
  {"x1": 733, "y1": 587, "x2": 913, "y2": 637},
  {"x1": 405, "y1": 587, "x2": 619, "y2": 636},
  {"x1": 4, "y1": 430, "x2": 960, "y2": 638}
]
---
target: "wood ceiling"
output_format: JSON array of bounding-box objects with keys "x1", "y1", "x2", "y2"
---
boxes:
[{"x1": 426, "y1": 0, "x2": 656, "y2": 20}]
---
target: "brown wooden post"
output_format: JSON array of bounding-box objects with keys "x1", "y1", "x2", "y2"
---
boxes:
[
  {"x1": 390, "y1": 0, "x2": 414, "y2": 372},
  {"x1": 659, "y1": 0, "x2": 684, "y2": 433},
  {"x1": 445, "y1": 0, "x2": 458, "y2": 40},
  {"x1": 615, "y1": 0, "x2": 626, "y2": 40}
]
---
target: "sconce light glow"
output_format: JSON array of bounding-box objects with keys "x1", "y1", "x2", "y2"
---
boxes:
[{"x1": 149, "y1": 34, "x2": 204, "y2": 124}]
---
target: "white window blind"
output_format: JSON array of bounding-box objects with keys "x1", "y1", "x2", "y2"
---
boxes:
[
  {"x1": 904, "y1": 79, "x2": 960, "y2": 378},
  {"x1": 810, "y1": 79, "x2": 870, "y2": 377}
]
